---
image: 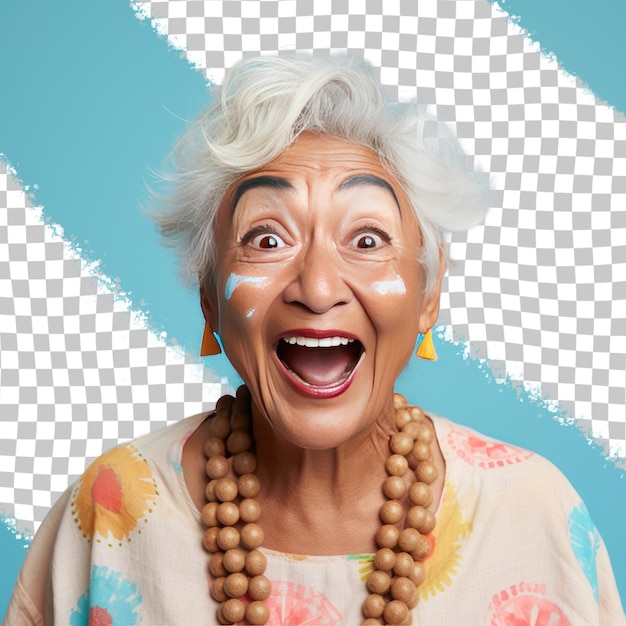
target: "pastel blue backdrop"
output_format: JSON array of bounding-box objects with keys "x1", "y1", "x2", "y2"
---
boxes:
[{"x1": 1, "y1": 0, "x2": 624, "y2": 617}]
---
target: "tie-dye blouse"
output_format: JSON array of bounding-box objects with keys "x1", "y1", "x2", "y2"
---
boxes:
[{"x1": 5, "y1": 414, "x2": 625, "y2": 626}]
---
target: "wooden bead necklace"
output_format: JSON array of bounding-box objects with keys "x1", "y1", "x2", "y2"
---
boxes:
[{"x1": 201, "y1": 386, "x2": 437, "y2": 625}]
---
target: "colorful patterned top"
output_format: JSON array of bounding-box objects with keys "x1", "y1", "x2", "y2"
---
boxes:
[{"x1": 5, "y1": 414, "x2": 625, "y2": 626}]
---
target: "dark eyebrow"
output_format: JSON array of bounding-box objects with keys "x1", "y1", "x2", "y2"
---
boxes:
[
  {"x1": 338, "y1": 174, "x2": 400, "y2": 210},
  {"x1": 231, "y1": 176, "x2": 294, "y2": 210}
]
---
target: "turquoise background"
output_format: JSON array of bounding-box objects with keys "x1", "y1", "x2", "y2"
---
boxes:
[{"x1": 1, "y1": 0, "x2": 624, "y2": 618}]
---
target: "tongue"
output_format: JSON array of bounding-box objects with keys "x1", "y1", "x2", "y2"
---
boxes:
[{"x1": 279, "y1": 344, "x2": 355, "y2": 386}]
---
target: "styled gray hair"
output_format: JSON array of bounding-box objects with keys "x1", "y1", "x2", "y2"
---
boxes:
[{"x1": 154, "y1": 53, "x2": 489, "y2": 293}]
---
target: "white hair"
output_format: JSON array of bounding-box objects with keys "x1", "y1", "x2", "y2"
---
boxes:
[{"x1": 154, "y1": 53, "x2": 489, "y2": 293}]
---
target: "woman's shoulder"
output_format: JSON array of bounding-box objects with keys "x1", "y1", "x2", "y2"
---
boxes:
[
  {"x1": 432, "y1": 413, "x2": 560, "y2": 471},
  {"x1": 80, "y1": 412, "x2": 210, "y2": 477},
  {"x1": 430, "y1": 414, "x2": 582, "y2": 508}
]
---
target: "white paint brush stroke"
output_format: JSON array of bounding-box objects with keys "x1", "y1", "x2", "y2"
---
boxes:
[
  {"x1": 373, "y1": 276, "x2": 407, "y2": 295},
  {"x1": 224, "y1": 273, "x2": 269, "y2": 300}
]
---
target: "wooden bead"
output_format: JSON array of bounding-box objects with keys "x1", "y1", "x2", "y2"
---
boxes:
[
  {"x1": 409, "y1": 561, "x2": 426, "y2": 586},
  {"x1": 245, "y1": 549, "x2": 267, "y2": 576},
  {"x1": 215, "y1": 394, "x2": 235, "y2": 411},
  {"x1": 409, "y1": 406, "x2": 425, "y2": 422},
  {"x1": 217, "y1": 502, "x2": 240, "y2": 526},
  {"x1": 405, "y1": 452, "x2": 419, "y2": 471},
  {"x1": 383, "y1": 475, "x2": 407, "y2": 500},
  {"x1": 401, "y1": 421, "x2": 420, "y2": 439},
  {"x1": 209, "y1": 413, "x2": 231, "y2": 440},
  {"x1": 224, "y1": 572, "x2": 248, "y2": 598},
  {"x1": 239, "y1": 498, "x2": 261, "y2": 523},
  {"x1": 391, "y1": 577, "x2": 415, "y2": 604},
  {"x1": 397, "y1": 528, "x2": 420, "y2": 553},
  {"x1": 235, "y1": 384, "x2": 251, "y2": 402},
  {"x1": 393, "y1": 552, "x2": 414, "y2": 578},
  {"x1": 415, "y1": 460, "x2": 437, "y2": 485},
  {"x1": 245, "y1": 600, "x2": 270, "y2": 625},
  {"x1": 394, "y1": 408, "x2": 412, "y2": 429},
  {"x1": 230, "y1": 407, "x2": 250, "y2": 432},
  {"x1": 203, "y1": 527, "x2": 220, "y2": 553},
  {"x1": 407, "y1": 586, "x2": 420, "y2": 609},
  {"x1": 380, "y1": 500, "x2": 404, "y2": 525},
  {"x1": 205, "y1": 479, "x2": 219, "y2": 502},
  {"x1": 416, "y1": 422, "x2": 433, "y2": 444},
  {"x1": 203, "y1": 436, "x2": 226, "y2": 459},
  {"x1": 383, "y1": 599, "x2": 409, "y2": 625},
  {"x1": 374, "y1": 547, "x2": 396, "y2": 572},
  {"x1": 238, "y1": 473, "x2": 261, "y2": 498},
  {"x1": 223, "y1": 548, "x2": 246, "y2": 573},
  {"x1": 366, "y1": 570, "x2": 391, "y2": 595},
  {"x1": 385, "y1": 454, "x2": 409, "y2": 477},
  {"x1": 211, "y1": 576, "x2": 227, "y2": 602},
  {"x1": 419, "y1": 510, "x2": 436, "y2": 535},
  {"x1": 216, "y1": 526, "x2": 240, "y2": 551},
  {"x1": 215, "y1": 478, "x2": 238, "y2": 502},
  {"x1": 405, "y1": 506, "x2": 427, "y2": 531},
  {"x1": 390, "y1": 432, "x2": 414, "y2": 456},
  {"x1": 408, "y1": 482, "x2": 433, "y2": 508},
  {"x1": 393, "y1": 393, "x2": 408, "y2": 409},
  {"x1": 206, "y1": 455, "x2": 230, "y2": 480},
  {"x1": 248, "y1": 574, "x2": 272, "y2": 601},
  {"x1": 222, "y1": 598, "x2": 246, "y2": 623},
  {"x1": 226, "y1": 430, "x2": 253, "y2": 455},
  {"x1": 233, "y1": 451, "x2": 257, "y2": 475},
  {"x1": 240, "y1": 523, "x2": 264, "y2": 549},
  {"x1": 375, "y1": 524, "x2": 400, "y2": 549},
  {"x1": 410, "y1": 534, "x2": 432, "y2": 561},
  {"x1": 201, "y1": 502, "x2": 219, "y2": 527},
  {"x1": 362, "y1": 593, "x2": 386, "y2": 618},
  {"x1": 209, "y1": 552, "x2": 228, "y2": 578},
  {"x1": 412, "y1": 441, "x2": 431, "y2": 462},
  {"x1": 215, "y1": 603, "x2": 226, "y2": 626}
]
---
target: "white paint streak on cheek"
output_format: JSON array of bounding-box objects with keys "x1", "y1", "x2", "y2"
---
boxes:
[
  {"x1": 224, "y1": 273, "x2": 269, "y2": 300},
  {"x1": 246, "y1": 309, "x2": 255, "y2": 319},
  {"x1": 373, "y1": 276, "x2": 407, "y2": 295}
]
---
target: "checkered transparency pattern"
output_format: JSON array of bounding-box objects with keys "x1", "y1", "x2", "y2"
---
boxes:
[
  {"x1": 1, "y1": 0, "x2": 625, "y2": 533},
  {"x1": 133, "y1": 0, "x2": 626, "y2": 458},
  {"x1": 0, "y1": 162, "x2": 227, "y2": 531}
]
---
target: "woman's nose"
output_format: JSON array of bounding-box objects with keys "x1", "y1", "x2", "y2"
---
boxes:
[{"x1": 283, "y1": 240, "x2": 352, "y2": 314}]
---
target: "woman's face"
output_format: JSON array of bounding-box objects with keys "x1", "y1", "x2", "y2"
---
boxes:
[{"x1": 202, "y1": 133, "x2": 443, "y2": 450}]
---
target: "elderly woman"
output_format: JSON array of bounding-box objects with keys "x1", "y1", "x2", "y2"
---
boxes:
[{"x1": 5, "y1": 54, "x2": 624, "y2": 626}]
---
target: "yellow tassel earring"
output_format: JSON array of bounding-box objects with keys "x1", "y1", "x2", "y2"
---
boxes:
[
  {"x1": 416, "y1": 329, "x2": 437, "y2": 360},
  {"x1": 200, "y1": 323, "x2": 221, "y2": 356}
]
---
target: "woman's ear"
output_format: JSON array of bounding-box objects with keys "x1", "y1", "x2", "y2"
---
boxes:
[
  {"x1": 418, "y1": 246, "x2": 446, "y2": 332},
  {"x1": 200, "y1": 283, "x2": 219, "y2": 332}
]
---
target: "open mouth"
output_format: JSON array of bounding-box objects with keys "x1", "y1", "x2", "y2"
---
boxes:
[{"x1": 276, "y1": 334, "x2": 364, "y2": 395}]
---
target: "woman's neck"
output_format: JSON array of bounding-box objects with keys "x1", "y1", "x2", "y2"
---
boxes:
[
  {"x1": 181, "y1": 396, "x2": 446, "y2": 557},
  {"x1": 250, "y1": 402, "x2": 445, "y2": 556}
]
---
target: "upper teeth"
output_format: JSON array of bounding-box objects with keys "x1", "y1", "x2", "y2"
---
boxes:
[{"x1": 282, "y1": 336, "x2": 354, "y2": 348}]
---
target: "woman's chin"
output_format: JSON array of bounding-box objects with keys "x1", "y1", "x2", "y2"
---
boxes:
[{"x1": 256, "y1": 383, "x2": 388, "y2": 452}]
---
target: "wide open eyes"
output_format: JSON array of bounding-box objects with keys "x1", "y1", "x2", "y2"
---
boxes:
[
  {"x1": 350, "y1": 225, "x2": 392, "y2": 251},
  {"x1": 240, "y1": 225, "x2": 287, "y2": 250},
  {"x1": 240, "y1": 224, "x2": 393, "y2": 253}
]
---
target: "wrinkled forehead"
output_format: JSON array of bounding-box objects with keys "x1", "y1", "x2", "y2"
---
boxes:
[{"x1": 222, "y1": 133, "x2": 406, "y2": 216}]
